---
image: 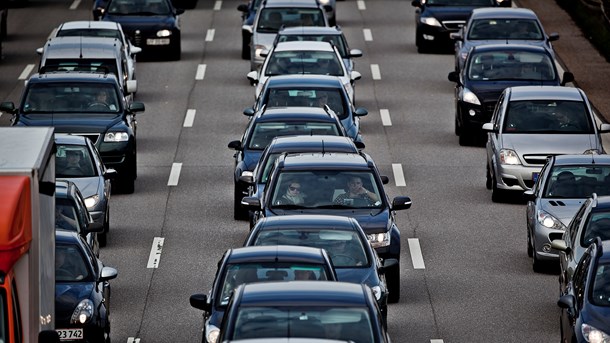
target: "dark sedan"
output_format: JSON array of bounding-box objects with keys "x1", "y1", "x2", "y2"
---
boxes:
[
  {"x1": 244, "y1": 214, "x2": 398, "y2": 326},
  {"x1": 217, "y1": 281, "x2": 390, "y2": 343},
  {"x1": 55, "y1": 230, "x2": 117, "y2": 343},
  {"x1": 98, "y1": 0, "x2": 184, "y2": 60},
  {"x1": 189, "y1": 245, "x2": 337, "y2": 343},
  {"x1": 448, "y1": 44, "x2": 574, "y2": 146}
]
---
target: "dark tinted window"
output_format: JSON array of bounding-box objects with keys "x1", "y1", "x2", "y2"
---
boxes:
[
  {"x1": 257, "y1": 8, "x2": 325, "y2": 33},
  {"x1": 265, "y1": 51, "x2": 343, "y2": 77},
  {"x1": 582, "y1": 212, "x2": 610, "y2": 246},
  {"x1": 23, "y1": 83, "x2": 121, "y2": 114},
  {"x1": 591, "y1": 262, "x2": 610, "y2": 306},
  {"x1": 55, "y1": 244, "x2": 92, "y2": 282},
  {"x1": 468, "y1": 19, "x2": 543, "y2": 40},
  {"x1": 56, "y1": 28, "x2": 123, "y2": 41},
  {"x1": 56, "y1": 144, "x2": 97, "y2": 178},
  {"x1": 503, "y1": 100, "x2": 592, "y2": 134},
  {"x1": 248, "y1": 122, "x2": 341, "y2": 149},
  {"x1": 427, "y1": 0, "x2": 495, "y2": 5},
  {"x1": 265, "y1": 88, "x2": 347, "y2": 119},
  {"x1": 468, "y1": 51, "x2": 555, "y2": 81},
  {"x1": 278, "y1": 34, "x2": 348, "y2": 57}
]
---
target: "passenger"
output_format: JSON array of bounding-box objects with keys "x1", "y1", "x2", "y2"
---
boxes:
[
  {"x1": 277, "y1": 180, "x2": 306, "y2": 205},
  {"x1": 334, "y1": 176, "x2": 379, "y2": 205}
]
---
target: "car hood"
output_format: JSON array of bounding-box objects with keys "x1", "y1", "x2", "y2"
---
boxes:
[
  {"x1": 268, "y1": 208, "x2": 390, "y2": 234},
  {"x1": 244, "y1": 150, "x2": 264, "y2": 171},
  {"x1": 500, "y1": 134, "x2": 600, "y2": 156},
  {"x1": 58, "y1": 177, "x2": 102, "y2": 199},
  {"x1": 103, "y1": 15, "x2": 176, "y2": 30},
  {"x1": 253, "y1": 32, "x2": 276, "y2": 50},
  {"x1": 18, "y1": 115, "x2": 123, "y2": 133},
  {"x1": 335, "y1": 267, "x2": 379, "y2": 287},
  {"x1": 467, "y1": 80, "x2": 558, "y2": 102},
  {"x1": 539, "y1": 198, "x2": 586, "y2": 226},
  {"x1": 55, "y1": 283, "x2": 94, "y2": 320},
  {"x1": 423, "y1": 5, "x2": 484, "y2": 21}
]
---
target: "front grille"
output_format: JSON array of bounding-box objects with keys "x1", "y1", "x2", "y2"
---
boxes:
[
  {"x1": 549, "y1": 232, "x2": 564, "y2": 241},
  {"x1": 442, "y1": 20, "x2": 466, "y2": 31},
  {"x1": 134, "y1": 30, "x2": 142, "y2": 47},
  {"x1": 523, "y1": 154, "x2": 552, "y2": 166},
  {"x1": 73, "y1": 133, "x2": 101, "y2": 145}
]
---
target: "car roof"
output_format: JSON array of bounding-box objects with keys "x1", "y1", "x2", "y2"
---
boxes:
[
  {"x1": 28, "y1": 71, "x2": 120, "y2": 84},
  {"x1": 274, "y1": 41, "x2": 334, "y2": 52},
  {"x1": 470, "y1": 7, "x2": 538, "y2": 19},
  {"x1": 592, "y1": 195, "x2": 610, "y2": 211},
  {"x1": 42, "y1": 36, "x2": 122, "y2": 59},
  {"x1": 255, "y1": 214, "x2": 359, "y2": 231},
  {"x1": 508, "y1": 86, "x2": 583, "y2": 101},
  {"x1": 278, "y1": 26, "x2": 343, "y2": 35},
  {"x1": 261, "y1": 0, "x2": 323, "y2": 8},
  {"x1": 256, "y1": 107, "x2": 338, "y2": 122},
  {"x1": 551, "y1": 154, "x2": 610, "y2": 166},
  {"x1": 471, "y1": 43, "x2": 550, "y2": 54},
  {"x1": 280, "y1": 152, "x2": 372, "y2": 170},
  {"x1": 58, "y1": 21, "x2": 121, "y2": 30},
  {"x1": 55, "y1": 228, "x2": 83, "y2": 244},
  {"x1": 54, "y1": 134, "x2": 90, "y2": 146},
  {"x1": 226, "y1": 245, "x2": 328, "y2": 264},
  {"x1": 264, "y1": 74, "x2": 344, "y2": 88},
  {"x1": 267, "y1": 135, "x2": 357, "y2": 153},
  {"x1": 238, "y1": 281, "x2": 368, "y2": 306}
]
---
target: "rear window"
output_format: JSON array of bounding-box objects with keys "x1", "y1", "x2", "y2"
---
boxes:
[
  {"x1": 257, "y1": 8, "x2": 325, "y2": 33},
  {"x1": 467, "y1": 19, "x2": 543, "y2": 40},
  {"x1": 467, "y1": 51, "x2": 555, "y2": 81},
  {"x1": 503, "y1": 100, "x2": 592, "y2": 133},
  {"x1": 265, "y1": 88, "x2": 347, "y2": 119},
  {"x1": 248, "y1": 122, "x2": 341, "y2": 149},
  {"x1": 278, "y1": 34, "x2": 347, "y2": 57}
]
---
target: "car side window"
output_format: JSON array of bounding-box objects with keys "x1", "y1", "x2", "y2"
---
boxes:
[
  {"x1": 573, "y1": 251, "x2": 591, "y2": 307},
  {"x1": 568, "y1": 202, "x2": 589, "y2": 248},
  {"x1": 491, "y1": 93, "x2": 505, "y2": 129}
]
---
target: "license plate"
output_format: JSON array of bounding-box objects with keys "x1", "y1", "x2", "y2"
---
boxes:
[
  {"x1": 57, "y1": 329, "x2": 84, "y2": 340},
  {"x1": 146, "y1": 38, "x2": 170, "y2": 45},
  {"x1": 532, "y1": 172, "x2": 540, "y2": 183}
]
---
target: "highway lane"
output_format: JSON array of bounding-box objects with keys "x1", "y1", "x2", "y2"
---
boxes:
[{"x1": 0, "y1": 0, "x2": 563, "y2": 342}]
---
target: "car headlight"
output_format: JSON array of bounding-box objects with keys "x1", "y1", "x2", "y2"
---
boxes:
[
  {"x1": 462, "y1": 88, "x2": 481, "y2": 105},
  {"x1": 367, "y1": 232, "x2": 390, "y2": 248},
  {"x1": 104, "y1": 132, "x2": 129, "y2": 142},
  {"x1": 583, "y1": 149, "x2": 601, "y2": 155},
  {"x1": 156, "y1": 29, "x2": 172, "y2": 37},
  {"x1": 499, "y1": 149, "x2": 521, "y2": 165},
  {"x1": 420, "y1": 16, "x2": 441, "y2": 27},
  {"x1": 70, "y1": 299, "x2": 93, "y2": 324},
  {"x1": 319, "y1": 0, "x2": 330, "y2": 4},
  {"x1": 206, "y1": 325, "x2": 220, "y2": 343},
  {"x1": 536, "y1": 210, "x2": 566, "y2": 231},
  {"x1": 581, "y1": 323, "x2": 610, "y2": 343},
  {"x1": 84, "y1": 195, "x2": 99, "y2": 209},
  {"x1": 254, "y1": 45, "x2": 266, "y2": 59},
  {"x1": 370, "y1": 285, "x2": 382, "y2": 301}
]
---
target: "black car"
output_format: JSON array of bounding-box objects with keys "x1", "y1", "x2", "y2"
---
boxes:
[
  {"x1": 250, "y1": 74, "x2": 368, "y2": 142},
  {"x1": 217, "y1": 281, "x2": 390, "y2": 343},
  {"x1": 189, "y1": 245, "x2": 337, "y2": 343},
  {"x1": 244, "y1": 214, "x2": 398, "y2": 325},
  {"x1": 237, "y1": 0, "x2": 264, "y2": 59},
  {"x1": 55, "y1": 180, "x2": 104, "y2": 256},
  {"x1": 55, "y1": 230, "x2": 117, "y2": 343},
  {"x1": 241, "y1": 152, "x2": 412, "y2": 303},
  {"x1": 97, "y1": 0, "x2": 184, "y2": 60},
  {"x1": 55, "y1": 134, "x2": 116, "y2": 247},
  {"x1": 411, "y1": 0, "x2": 511, "y2": 53},
  {"x1": 1, "y1": 71, "x2": 145, "y2": 193},
  {"x1": 447, "y1": 44, "x2": 574, "y2": 146},
  {"x1": 558, "y1": 238, "x2": 610, "y2": 343},
  {"x1": 228, "y1": 106, "x2": 347, "y2": 220}
]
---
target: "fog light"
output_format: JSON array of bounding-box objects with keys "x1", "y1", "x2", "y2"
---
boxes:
[
  {"x1": 542, "y1": 243, "x2": 552, "y2": 253},
  {"x1": 423, "y1": 34, "x2": 434, "y2": 40},
  {"x1": 468, "y1": 109, "x2": 476, "y2": 116}
]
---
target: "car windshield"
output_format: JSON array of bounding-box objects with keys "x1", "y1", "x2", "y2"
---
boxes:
[
  {"x1": 582, "y1": 213, "x2": 610, "y2": 246},
  {"x1": 278, "y1": 34, "x2": 348, "y2": 57},
  {"x1": 56, "y1": 144, "x2": 97, "y2": 178},
  {"x1": 591, "y1": 262, "x2": 610, "y2": 307},
  {"x1": 260, "y1": 152, "x2": 281, "y2": 183},
  {"x1": 218, "y1": 263, "x2": 331, "y2": 306},
  {"x1": 248, "y1": 122, "x2": 341, "y2": 150},
  {"x1": 503, "y1": 100, "x2": 593, "y2": 134},
  {"x1": 426, "y1": 0, "x2": 496, "y2": 5},
  {"x1": 22, "y1": 83, "x2": 121, "y2": 115},
  {"x1": 55, "y1": 199, "x2": 83, "y2": 232},
  {"x1": 233, "y1": 306, "x2": 374, "y2": 342},
  {"x1": 107, "y1": 0, "x2": 171, "y2": 15},
  {"x1": 265, "y1": 88, "x2": 347, "y2": 119},
  {"x1": 55, "y1": 244, "x2": 92, "y2": 282},
  {"x1": 265, "y1": 51, "x2": 343, "y2": 77},
  {"x1": 253, "y1": 229, "x2": 369, "y2": 268},
  {"x1": 543, "y1": 166, "x2": 610, "y2": 198},
  {"x1": 467, "y1": 19, "x2": 544, "y2": 40},
  {"x1": 56, "y1": 28, "x2": 123, "y2": 42},
  {"x1": 257, "y1": 8, "x2": 325, "y2": 33},
  {"x1": 270, "y1": 171, "x2": 382, "y2": 209},
  {"x1": 467, "y1": 51, "x2": 555, "y2": 81}
]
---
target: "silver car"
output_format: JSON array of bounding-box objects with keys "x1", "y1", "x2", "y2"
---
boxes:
[
  {"x1": 483, "y1": 86, "x2": 610, "y2": 202},
  {"x1": 524, "y1": 154, "x2": 610, "y2": 272}
]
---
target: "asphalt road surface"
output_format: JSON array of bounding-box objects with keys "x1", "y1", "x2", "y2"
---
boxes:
[{"x1": 0, "y1": 0, "x2": 592, "y2": 342}]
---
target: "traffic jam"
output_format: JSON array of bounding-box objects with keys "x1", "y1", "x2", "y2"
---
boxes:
[{"x1": 1, "y1": 0, "x2": 610, "y2": 342}]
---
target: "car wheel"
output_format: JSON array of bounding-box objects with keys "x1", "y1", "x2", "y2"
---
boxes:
[
  {"x1": 386, "y1": 265, "x2": 400, "y2": 303},
  {"x1": 491, "y1": 173, "x2": 505, "y2": 203},
  {"x1": 526, "y1": 227, "x2": 534, "y2": 258},
  {"x1": 458, "y1": 127, "x2": 472, "y2": 146},
  {"x1": 329, "y1": 16, "x2": 336, "y2": 27},
  {"x1": 99, "y1": 208, "x2": 109, "y2": 247},
  {"x1": 241, "y1": 32, "x2": 251, "y2": 60},
  {"x1": 170, "y1": 42, "x2": 181, "y2": 61},
  {"x1": 532, "y1": 250, "x2": 545, "y2": 273},
  {"x1": 454, "y1": 115, "x2": 460, "y2": 136},
  {"x1": 120, "y1": 154, "x2": 136, "y2": 194},
  {"x1": 233, "y1": 185, "x2": 248, "y2": 220},
  {"x1": 486, "y1": 163, "x2": 492, "y2": 190}
]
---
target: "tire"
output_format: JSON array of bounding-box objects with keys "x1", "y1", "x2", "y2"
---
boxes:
[
  {"x1": 233, "y1": 185, "x2": 248, "y2": 221},
  {"x1": 241, "y1": 33, "x2": 250, "y2": 60},
  {"x1": 99, "y1": 208, "x2": 109, "y2": 248},
  {"x1": 532, "y1": 250, "x2": 545, "y2": 273},
  {"x1": 485, "y1": 163, "x2": 492, "y2": 190},
  {"x1": 120, "y1": 154, "x2": 136, "y2": 194},
  {"x1": 526, "y1": 228, "x2": 533, "y2": 258},
  {"x1": 491, "y1": 173, "x2": 505, "y2": 203},
  {"x1": 454, "y1": 116, "x2": 460, "y2": 136},
  {"x1": 386, "y1": 265, "x2": 400, "y2": 303},
  {"x1": 458, "y1": 127, "x2": 472, "y2": 146}
]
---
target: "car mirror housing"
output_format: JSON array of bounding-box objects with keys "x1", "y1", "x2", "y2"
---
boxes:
[
  {"x1": 498, "y1": 0, "x2": 511, "y2": 7},
  {"x1": 126, "y1": 80, "x2": 138, "y2": 94},
  {"x1": 599, "y1": 123, "x2": 610, "y2": 133},
  {"x1": 242, "y1": 24, "x2": 253, "y2": 34},
  {"x1": 190, "y1": 293, "x2": 211, "y2": 312},
  {"x1": 380, "y1": 175, "x2": 389, "y2": 185},
  {"x1": 354, "y1": 107, "x2": 368, "y2": 117},
  {"x1": 228, "y1": 140, "x2": 242, "y2": 150},
  {"x1": 175, "y1": 8, "x2": 185, "y2": 15},
  {"x1": 130, "y1": 46, "x2": 143, "y2": 55},
  {"x1": 243, "y1": 108, "x2": 255, "y2": 116},
  {"x1": 550, "y1": 239, "x2": 569, "y2": 253},
  {"x1": 411, "y1": 0, "x2": 422, "y2": 7},
  {"x1": 247, "y1": 71, "x2": 259, "y2": 85},
  {"x1": 241, "y1": 196, "x2": 261, "y2": 210},
  {"x1": 129, "y1": 102, "x2": 145, "y2": 113},
  {"x1": 237, "y1": 4, "x2": 248, "y2": 12},
  {"x1": 561, "y1": 71, "x2": 575, "y2": 86},
  {"x1": 0, "y1": 101, "x2": 16, "y2": 114},
  {"x1": 522, "y1": 189, "x2": 536, "y2": 201},
  {"x1": 104, "y1": 168, "x2": 118, "y2": 180},
  {"x1": 391, "y1": 196, "x2": 412, "y2": 211},
  {"x1": 349, "y1": 49, "x2": 363, "y2": 58},
  {"x1": 100, "y1": 266, "x2": 118, "y2": 281},
  {"x1": 379, "y1": 258, "x2": 399, "y2": 274},
  {"x1": 239, "y1": 174, "x2": 254, "y2": 184},
  {"x1": 449, "y1": 32, "x2": 462, "y2": 41},
  {"x1": 447, "y1": 71, "x2": 460, "y2": 83},
  {"x1": 86, "y1": 222, "x2": 104, "y2": 234},
  {"x1": 548, "y1": 32, "x2": 560, "y2": 42},
  {"x1": 557, "y1": 294, "x2": 575, "y2": 310},
  {"x1": 481, "y1": 122, "x2": 495, "y2": 133},
  {"x1": 350, "y1": 71, "x2": 362, "y2": 82}
]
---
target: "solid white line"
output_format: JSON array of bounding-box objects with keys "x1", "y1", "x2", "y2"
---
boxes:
[
  {"x1": 408, "y1": 238, "x2": 426, "y2": 269},
  {"x1": 69, "y1": 0, "x2": 81, "y2": 10},
  {"x1": 213, "y1": 0, "x2": 222, "y2": 10},
  {"x1": 371, "y1": 64, "x2": 381, "y2": 80},
  {"x1": 183, "y1": 109, "x2": 196, "y2": 127},
  {"x1": 205, "y1": 29, "x2": 215, "y2": 42},
  {"x1": 147, "y1": 237, "x2": 165, "y2": 268},
  {"x1": 430, "y1": 340, "x2": 444, "y2": 343},
  {"x1": 392, "y1": 163, "x2": 406, "y2": 187},
  {"x1": 195, "y1": 64, "x2": 206, "y2": 80},
  {"x1": 168, "y1": 163, "x2": 182, "y2": 186},
  {"x1": 380, "y1": 109, "x2": 392, "y2": 126},
  {"x1": 357, "y1": 0, "x2": 366, "y2": 10},
  {"x1": 363, "y1": 28, "x2": 373, "y2": 41},
  {"x1": 18, "y1": 64, "x2": 35, "y2": 80}
]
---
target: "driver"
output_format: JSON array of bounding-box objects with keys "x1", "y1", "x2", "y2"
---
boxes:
[
  {"x1": 89, "y1": 89, "x2": 117, "y2": 111},
  {"x1": 334, "y1": 176, "x2": 379, "y2": 205}
]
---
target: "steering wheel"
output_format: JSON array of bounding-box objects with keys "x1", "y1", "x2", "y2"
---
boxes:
[{"x1": 87, "y1": 102, "x2": 111, "y2": 111}]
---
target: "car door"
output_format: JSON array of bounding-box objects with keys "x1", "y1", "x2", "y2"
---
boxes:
[
  {"x1": 560, "y1": 250, "x2": 591, "y2": 339},
  {"x1": 560, "y1": 201, "x2": 589, "y2": 291}
]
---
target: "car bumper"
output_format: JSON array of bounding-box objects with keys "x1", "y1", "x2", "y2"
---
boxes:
[
  {"x1": 55, "y1": 323, "x2": 107, "y2": 343},
  {"x1": 495, "y1": 164, "x2": 542, "y2": 191},
  {"x1": 457, "y1": 100, "x2": 494, "y2": 133},
  {"x1": 417, "y1": 23, "x2": 454, "y2": 47},
  {"x1": 532, "y1": 223, "x2": 564, "y2": 261}
]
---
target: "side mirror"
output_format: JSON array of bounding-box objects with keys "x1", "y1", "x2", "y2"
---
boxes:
[
  {"x1": 350, "y1": 71, "x2": 362, "y2": 82},
  {"x1": 175, "y1": 8, "x2": 185, "y2": 15},
  {"x1": 498, "y1": 0, "x2": 511, "y2": 7},
  {"x1": 380, "y1": 175, "x2": 389, "y2": 185},
  {"x1": 242, "y1": 24, "x2": 253, "y2": 34},
  {"x1": 354, "y1": 107, "x2": 368, "y2": 117},
  {"x1": 551, "y1": 239, "x2": 569, "y2": 253},
  {"x1": 323, "y1": 4, "x2": 332, "y2": 12},
  {"x1": 522, "y1": 189, "x2": 536, "y2": 201},
  {"x1": 354, "y1": 141, "x2": 365, "y2": 150},
  {"x1": 237, "y1": 3, "x2": 248, "y2": 12},
  {"x1": 243, "y1": 107, "x2": 255, "y2": 116},
  {"x1": 548, "y1": 32, "x2": 560, "y2": 42},
  {"x1": 100, "y1": 266, "x2": 118, "y2": 282},
  {"x1": 241, "y1": 196, "x2": 261, "y2": 210},
  {"x1": 247, "y1": 71, "x2": 259, "y2": 85},
  {"x1": 190, "y1": 293, "x2": 212, "y2": 312},
  {"x1": 239, "y1": 172, "x2": 254, "y2": 184},
  {"x1": 104, "y1": 168, "x2": 118, "y2": 180},
  {"x1": 557, "y1": 294, "x2": 575, "y2": 310},
  {"x1": 36, "y1": 47, "x2": 44, "y2": 55},
  {"x1": 0, "y1": 101, "x2": 16, "y2": 114},
  {"x1": 448, "y1": 71, "x2": 460, "y2": 83},
  {"x1": 126, "y1": 80, "x2": 137, "y2": 94},
  {"x1": 93, "y1": 8, "x2": 104, "y2": 19},
  {"x1": 349, "y1": 49, "x2": 363, "y2": 58},
  {"x1": 86, "y1": 222, "x2": 104, "y2": 234},
  {"x1": 449, "y1": 32, "x2": 462, "y2": 41},
  {"x1": 260, "y1": 49, "x2": 269, "y2": 58},
  {"x1": 391, "y1": 196, "x2": 412, "y2": 211},
  {"x1": 378, "y1": 258, "x2": 399, "y2": 274},
  {"x1": 411, "y1": 0, "x2": 421, "y2": 7},
  {"x1": 561, "y1": 71, "x2": 575, "y2": 86},
  {"x1": 599, "y1": 123, "x2": 610, "y2": 133},
  {"x1": 130, "y1": 46, "x2": 142, "y2": 55},
  {"x1": 481, "y1": 122, "x2": 495, "y2": 133},
  {"x1": 129, "y1": 102, "x2": 145, "y2": 113},
  {"x1": 228, "y1": 140, "x2": 242, "y2": 150}
]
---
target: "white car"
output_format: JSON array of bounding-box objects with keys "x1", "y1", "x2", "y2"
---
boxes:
[{"x1": 247, "y1": 41, "x2": 361, "y2": 103}]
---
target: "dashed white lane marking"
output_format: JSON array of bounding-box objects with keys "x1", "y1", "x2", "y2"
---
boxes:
[
  {"x1": 380, "y1": 109, "x2": 392, "y2": 126},
  {"x1": 183, "y1": 109, "x2": 196, "y2": 127},
  {"x1": 69, "y1": 0, "x2": 81, "y2": 10},
  {"x1": 363, "y1": 28, "x2": 373, "y2": 41},
  {"x1": 168, "y1": 163, "x2": 183, "y2": 186},
  {"x1": 357, "y1": 0, "x2": 366, "y2": 10},
  {"x1": 147, "y1": 237, "x2": 165, "y2": 268},
  {"x1": 213, "y1": 0, "x2": 222, "y2": 10},
  {"x1": 18, "y1": 64, "x2": 35, "y2": 80},
  {"x1": 408, "y1": 238, "x2": 426, "y2": 269},
  {"x1": 127, "y1": 338, "x2": 141, "y2": 343},
  {"x1": 430, "y1": 340, "x2": 444, "y2": 343},
  {"x1": 371, "y1": 64, "x2": 381, "y2": 80},
  {"x1": 392, "y1": 163, "x2": 406, "y2": 187},
  {"x1": 205, "y1": 29, "x2": 215, "y2": 42},
  {"x1": 195, "y1": 64, "x2": 207, "y2": 80}
]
